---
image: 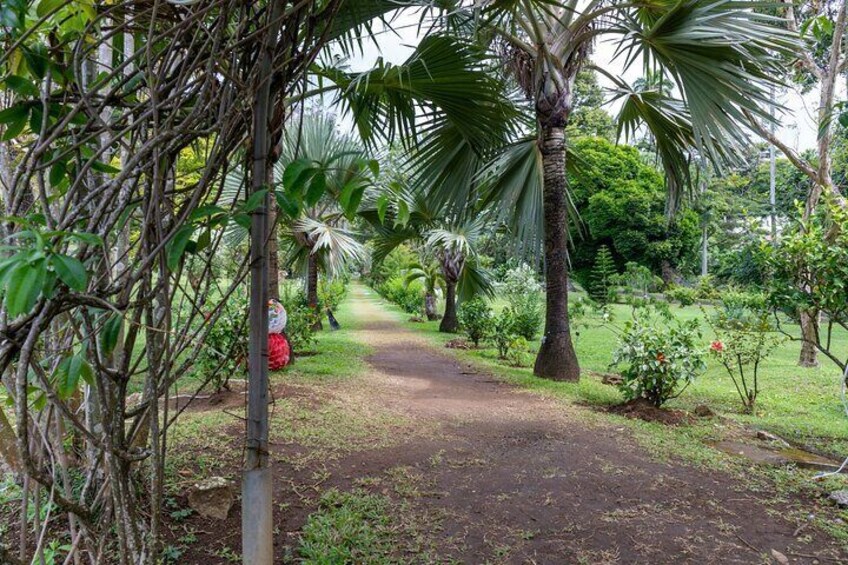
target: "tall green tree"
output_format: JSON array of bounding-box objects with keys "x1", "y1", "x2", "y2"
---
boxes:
[{"x1": 464, "y1": 1, "x2": 794, "y2": 381}]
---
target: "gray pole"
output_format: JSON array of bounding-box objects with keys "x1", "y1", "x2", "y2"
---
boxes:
[
  {"x1": 769, "y1": 87, "x2": 777, "y2": 242},
  {"x1": 243, "y1": 3, "x2": 283, "y2": 563},
  {"x1": 700, "y1": 160, "x2": 709, "y2": 278}
]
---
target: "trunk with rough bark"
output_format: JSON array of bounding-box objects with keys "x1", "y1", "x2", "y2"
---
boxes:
[
  {"x1": 268, "y1": 176, "x2": 280, "y2": 302},
  {"x1": 424, "y1": 292, "x2": 438, "y2": 320},
  {"x1": 799, "y1": 310, "x2": 820, "y2": 367},
  {"x1": 533, "y1": 125, "x2": 580, "y2": 382},
  {"x1": 440, "y1": 282, "x2": 458, "y2": 332},
  {"x1": 306, "y1": 253, "x2": 322, "y2": 330}
]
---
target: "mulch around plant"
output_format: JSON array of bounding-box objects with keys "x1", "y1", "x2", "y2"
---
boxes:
[{"x1": 607, "y1": 398, "x2": 693, "y2": 426}]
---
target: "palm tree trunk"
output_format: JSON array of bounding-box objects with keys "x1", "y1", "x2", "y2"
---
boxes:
[
  {"x1": 267, "y1": 173, "x2": 280, "y2": 302},
  {"x1": 533, "y1": 125, "x2": 580, "y2": 382},
  {"x1": 440, "y1": 282, "x2": 458, "y2": 332},
  {"x1": 424, "y1": 292, "x2": 438, "y2": 321},
  {"x1": 306, "y1": 253, "x2": 322, "y2": 330}
]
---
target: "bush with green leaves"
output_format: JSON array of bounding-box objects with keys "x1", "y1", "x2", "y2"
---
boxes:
[
  {"x1": 695, "y1": 275, "x2": 721, "y2": 300},
  {"x1": 499, "y1": 264, "x2": 543, "y2": 340},
  {"x1": 491, "y1": 308, "x2": 517, "y2": 359},
  {"x1": 665, "y1": 285, "x2": 698, "y2": 307},
  {"x1": 615, "y1": 261, "x2": 659, "y2": 299},
  {"x1": 458, "y1": 297, "x2": 493, "y2": 347},
  {"x1": 280, "y1": 284, "x2": 319, "y2": 353},
  {"x1": 378, "y1": 275, "x2": 424, "y2": 314},
  {"x1": 611, "y1": 311, "x2": 706, "y2": 407},
  {"x1": 319, "y1": 277, "x2": 348, "y2": 311},
  {"x1": 194, "y1": 292, "x2": 249, "y2": 391}
]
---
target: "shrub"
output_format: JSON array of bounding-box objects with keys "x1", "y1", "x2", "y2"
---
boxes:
[
  {"x1": 195, "y1": 292, "x2": 249, "y2": 391},
  {"x1": 695, "y1": 275, "x2": 721, "y2": 300},
  {"x1": 319, "y1": 278, "x2": 348, "y2": 312},
  {"x1": 491, "y1": 308, "x2": 517, "y2": 359},
  {"x1": 705, "y1": 296, "x2": 783, "y2": 413},
  {"x1": 458, "y1": 297, "x2": 493, "y2": 347},
  {"x1": 500, "y1": 264, "x2": 543, "y2": 340},
  {"x1": 665, "y1": 286, "x2": 698, "y2": 307},
  {"x1": 589, "y1": 245, "x2": 618, "y2": 304},
  {"x1": 378, "y1": 275, "x2": 423, "y2": 314},
  {"x1": 280, "y1": 284, "x2": 319, "y2": 353},
  {"x1": 614, "y1": 261, "x2": 661, "y2": 299},
  {"x1": 505, "y1": 336, "x2": 530, "y2": 367},
  {"x1": 611, "y1": 311, "x2": 706, "y2": 407}
]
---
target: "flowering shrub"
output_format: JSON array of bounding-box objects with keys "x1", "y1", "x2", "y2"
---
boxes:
[
  {"x1": 611, "y1": 312, "x2": 706, "y2": 407},
  {"x1": 705, "y1": 301, "x2": 783, "y2": 413}
]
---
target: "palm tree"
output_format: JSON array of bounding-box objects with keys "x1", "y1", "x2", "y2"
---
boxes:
[
  {"x1": 416, "y1": 1, "x2": 794, "y2": 381},
  {"x1": 367, "y1": 186, "x2": 494, "y2": 332},
  {"x1": 405, "y1": 261, "x2": 444, "y2": 320}
]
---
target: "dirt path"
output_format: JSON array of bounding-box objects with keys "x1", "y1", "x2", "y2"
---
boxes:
[{"x1": 333, "y1": 285, "x2": 847, "y2": 564}]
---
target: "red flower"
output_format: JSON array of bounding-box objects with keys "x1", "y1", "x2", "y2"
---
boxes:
[
  {"x1": 710, "y1": 340, "x2": 724, "y2": 353},
  {"x1": 656, "y1": 352, "x2": 666, "y2": 363}
]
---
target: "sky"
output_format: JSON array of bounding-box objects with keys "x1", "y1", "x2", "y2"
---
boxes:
[{"x1": 340, "y1": 13, "x2": 824, "y2": 152}]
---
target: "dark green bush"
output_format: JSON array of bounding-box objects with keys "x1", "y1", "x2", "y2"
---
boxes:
[{"x1": 458, "y1": 297, "x2": 493, "y2": 347}]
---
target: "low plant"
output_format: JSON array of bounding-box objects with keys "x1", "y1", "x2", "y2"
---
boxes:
[
  {"x1": 611, "y1": 311, "x2": 706, "y2": 407},
  {"x1": 458, "y1": 297, "x2": 493, "y2": 347},
  {"x1": 500, "y1": 264, "x2": 543, "y2": 340},
  {"x1": 194, "y1": 292, "x2": 249, "y2": 391},
  {"x1": 695, "y1": 275, "x2": 721, "y2": 300},
  {"x1": 319, "y1": 277, "x2": 348, "y2": 312},
  {"x1": 665, "y1": 285, "x2": 698, "y2": 307},
  {"x1": 505, "y1": 336, "x2": 530, "y2": 367},
  {"x1": 378, "y1": 275, "x2": 423, "y2": 314},
  {"x1": 280, "y1": 284, "x2": 319, "y2": 353},
  {"x1": 491, "y1": 308, "x2": 517, "y2": 359}
]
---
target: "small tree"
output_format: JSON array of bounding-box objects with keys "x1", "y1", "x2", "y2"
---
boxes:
[
  {"x1": 590, "y1": 246, "x2": 617, "y2": 304},
  {"x1": 706, "y1": 306, "x2": 783, "y2": 414}
]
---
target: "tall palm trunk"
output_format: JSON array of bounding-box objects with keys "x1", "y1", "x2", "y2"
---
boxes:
[
  {"x1": 440, "y1": 280, "x2": 458, "y2": 332},
  {"x1": 306, "y1": 253, "x2": 322, "y2": 330},
  {"x1": 533, "y1": 125, "x2": 580, "y2": 381}
]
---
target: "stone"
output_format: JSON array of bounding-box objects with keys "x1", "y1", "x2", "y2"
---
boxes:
[
  {"x1": 770, "y1": 549, "x2": 789, "y2": 564},
  {"x1": 711, "y1": 441, "x2": 843, "y2": 472},
  {"x1": 828, "y1": 490, "x2": 848, "y2": 508},
  {"x1": 694, "y1": 405, "x2": 715, "y2": 418},
  {"x1": 756, "y1": 430, "x2": 790, "y2": 447},
  {"x1": 187, "y1": 477, "x2": 235, "y2": 520}
]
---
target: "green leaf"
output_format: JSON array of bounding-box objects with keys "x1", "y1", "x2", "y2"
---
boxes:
[
  {"x1": 275, "y1": 191, "x2": 300, "y2": 218},
  {"x1": 367, "y1": 159, "x2": 380, "y2": 178},
  {"x1": 91, "y1": 161, "x2": 120, "y2": 174},
  {"x1": 51, "y1": 253, "x2": 87, "y2": 291},
  {"x1": 0, "y1": 104, "x2": 28, "y2": 125},
  {"x1": 49, "y1": 161, "x2": 66, "y2": 186},
  {"x1": 195, "y1": 228, "x2": 211, "y2": 252},
  {"x1": 4, "y1": 75, "x2": 37, "y2": 97},
  {"x1": 242, "y1": 189, "x2": 268, "y2": 213},
  {"x1": 304, "y1": 170, "x2": 326, "y2": 207},
  {"x1": 37, "y1": 0, "x2": 66, "y2": 18},
  {"x1": 5, "y1": 258, "x2": 46, "y2": 317},
  {"x1": 67, "y1": 232, "x2": 102, "y2": 246},
  {"x1": 100, "y1": 314, "x2": 122, "y2": 356},
  {"x1": 1, "y1": 109, "x2": 27, "y2": 141},
  {"x1": 282, "y1": 159, "x2": 312, "y2": 196},
  {"x1": 166, "y1": 225, "x2": 195, "y2": 270},
  {"x1": 395, "y1": 199, "x2": 410, "y2": 228},
  {"x1": 376, "y1": 194, "x2": 389, "y2": 224}
]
